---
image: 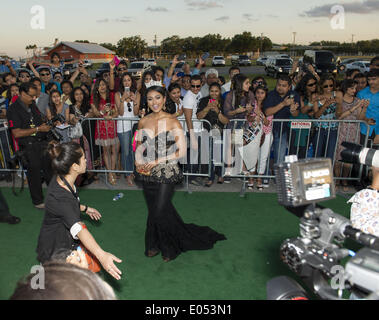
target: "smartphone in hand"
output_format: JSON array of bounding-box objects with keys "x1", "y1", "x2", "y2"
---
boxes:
[{"x1": 201, "y1": 52, "x2": 210, "y2": 61}]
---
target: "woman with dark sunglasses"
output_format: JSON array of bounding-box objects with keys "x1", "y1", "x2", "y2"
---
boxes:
[
  {"x1": 115, "y1": 73, "x2": 140, "y2": 186},
  {"x1": 289, "y1": 74, "x2": 318, "y2": 159},
  {"x1": 312, "y1": 74, "x2": 343, "y2": 160}
]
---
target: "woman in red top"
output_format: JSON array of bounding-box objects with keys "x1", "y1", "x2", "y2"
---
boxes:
[{"x1": 90, "y1": 78, "x2": 119, "y2": 185}]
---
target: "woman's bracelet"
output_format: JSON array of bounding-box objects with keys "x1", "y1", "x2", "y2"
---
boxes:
[{"x1": 82, "y1": 205, "x2": 88, "y2": 213}]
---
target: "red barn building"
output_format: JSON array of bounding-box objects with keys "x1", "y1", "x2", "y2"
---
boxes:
[{"x1": 45, "y1": 41, "x2": 115, "y2": 63}]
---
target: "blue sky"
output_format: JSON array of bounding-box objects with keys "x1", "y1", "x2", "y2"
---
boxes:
[{"x1": 1, "y1": 0, "x2": 379, "y2": 58}]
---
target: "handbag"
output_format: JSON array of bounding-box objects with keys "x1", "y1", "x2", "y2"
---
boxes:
[{"x1": 68, "y1": 122, "x2": 83, "y2": 139}]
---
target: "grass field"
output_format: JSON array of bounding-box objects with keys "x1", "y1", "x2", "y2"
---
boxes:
[{"x1": 0, "y1": 187, "x2": 356, "y2": 300}]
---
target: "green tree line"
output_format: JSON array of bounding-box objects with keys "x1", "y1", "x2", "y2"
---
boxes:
[
  {"x1": 99, "y1": 32, "x2": 273, "y2": 58},
  {"x1": 309, "y1": 39, "x2": 379, "y2": 54}
]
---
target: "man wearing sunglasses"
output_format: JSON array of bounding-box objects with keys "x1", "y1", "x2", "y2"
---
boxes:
[
  {"x1": 7, "y1": 82, "x2": 53, "y2": 209},
  {"x1": 113, "y1": 60, "x2": 128, "y2": 92}
]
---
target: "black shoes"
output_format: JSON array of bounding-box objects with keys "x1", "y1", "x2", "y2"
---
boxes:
[{"x1": 0, "y1": 215, "x2": 21, "y2": 224}]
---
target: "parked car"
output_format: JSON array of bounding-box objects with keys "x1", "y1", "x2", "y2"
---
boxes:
[
  {"x1": 265, "y1": 57, "x2": 293, "y2": 78},
  {"x1": 62, "y1": 63, "x2": 78, "y2": 76},
  {"x1": 231, "y1": 55, "x2": 252, "y2": 66},
  {"x1": 83, "y1": 59, "x2": 92, "y2": 68},
  {"x1": 338, "y1": 58, "x2": 359, "y2": 72},
  {"x1": 147, "y1": 58, "x2": 157, "y2": 66},
  {"x1": 302, "y1": 50, "x2": 338, "y2": 75},
  {"x1": 212, "y1": 56, "x2": 226, "y2": 67},
  {"x1": 128, "y1": 61, "x2": 151, "y2": 79},
  {"x1": 256, "y1": 57, "x2": 268, "y2": 66},
  {"x1": 95, "y1": 63, "x2": 110, "y2": 78},
  {"x1": 345, "y1": 61, "x2": 370, "y2": 74}
]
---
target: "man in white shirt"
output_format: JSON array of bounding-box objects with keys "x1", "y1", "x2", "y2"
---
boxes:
[{"x1": 183, "y1": 75, "x2": 203, "y2": 185}]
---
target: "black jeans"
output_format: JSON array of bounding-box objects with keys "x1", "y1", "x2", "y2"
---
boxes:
[
  {"x1": 22, "y1": 141, "x2": 53, "y2": 205},
  {"x1": 0, "y1": 189, "x2": 10, "y2": 217}
]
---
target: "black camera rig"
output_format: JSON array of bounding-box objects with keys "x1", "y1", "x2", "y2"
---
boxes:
[{"x1": 267, "y1": 152, "x2": 379, "y2": 300}]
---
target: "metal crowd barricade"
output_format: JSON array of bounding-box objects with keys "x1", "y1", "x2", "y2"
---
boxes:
[
  {"x1": 0, "y1": 119, "x2": 17, "y2": 174},
  {"x1": 0, "y1": 117, "x2": 373, "y2": 194},
  {"x1": 80, "y1": 117, "x2": 213, "y2": 191},
  {"x1": 222, "y1": 118, "x2": 372, "y2": 196}
]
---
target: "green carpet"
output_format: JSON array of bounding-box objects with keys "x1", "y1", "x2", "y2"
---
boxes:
[{"x1": 0, "y1": 187, "x2": 352, "y2": 300}]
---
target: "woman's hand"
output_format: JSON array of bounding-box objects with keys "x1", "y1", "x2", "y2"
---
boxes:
[
  {"x1": 367, "y1": 118, "x2": 376, "y2": 126},
  {"x1": 245, "y1": 103, "x2": 254, "y2": 114},
  {"x1": 235, "y1": 107, "x2": 246, "y2": 114},
  {"x1": 143, "y1": 160, "x2": 158, "y2": 172},
  {"x1": 86, "y1": 207, "x2": 102, "y2": 221},
  {"x1": 98, "y1": 251, "x2": 123, "y2": 280}
]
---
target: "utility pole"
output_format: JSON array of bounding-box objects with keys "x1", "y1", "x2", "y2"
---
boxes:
[
  {"x1": 292, "y1": 32, "x2": 297, "y2": 45},
  {"x1": 153, "y1": 35, "x2": 157, "y2": 58},
  {"x1": 351, "y1": 34, "x2": 355, "y2": 44}
]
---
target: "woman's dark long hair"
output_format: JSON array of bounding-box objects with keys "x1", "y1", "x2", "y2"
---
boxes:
[
  {"x1": 92, "y1": 78, "x2": 110, "y2": 110},
  {"x1": 231, "y1": 74, "x2": 249, "y2": 108},
  {"x1": 139, "y1": 70, "x2": 155, "y2": 97},
  {"x1": 48, "y1": 141, "x2": 83, "y2": 176},
  {"x1": 70, "y1": 87, "x2": 89, "y2": 114},
  {"x1": 208, "y1": 82, "x2": 223, "y2": 103},
  {"x1": 318, "y1": 74, "x2": 336, "y2": 95},
  {"x1": 145, "y1": 85, "x2": 167, "y2": 99},
  {"x1": 165, "y1": 83, "x2": 181, "y2": 114},
  {"x1": 50, "y1": 52, "x2": 61, "y2": 64},
  {"x1": 295, "y1": 73, "x2": 318, "y2": 100},
  {"x1": 48, "y1": 89, "x2": 61, "y2": 117},
  {"x1": 340, "y1": 79, "x2": 356, "y2": 95},
  {"x1": 118, "y1": 72, "x2": 137, "y2": 95}
]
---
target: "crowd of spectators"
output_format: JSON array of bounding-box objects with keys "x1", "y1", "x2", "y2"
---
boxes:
[{"x1": 0, "y1": 54, "x2": 378, "y2": 193}]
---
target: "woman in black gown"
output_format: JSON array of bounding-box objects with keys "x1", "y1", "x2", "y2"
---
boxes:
[{"x1": 134, "y1": 86, "x2": 226, "y2": 262}]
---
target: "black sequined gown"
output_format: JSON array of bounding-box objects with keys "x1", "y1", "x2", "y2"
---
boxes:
[{"x1": 135, "y1": 131, "x2": 226, "y2": 261}]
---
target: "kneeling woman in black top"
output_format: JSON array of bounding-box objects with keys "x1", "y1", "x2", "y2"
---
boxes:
[{"x1": 36, "y1": 142, "x2": 122, "y2": 280}]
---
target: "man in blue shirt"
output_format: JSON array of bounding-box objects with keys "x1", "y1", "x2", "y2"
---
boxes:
[
  {"x1": 263, "y1": 75, "x2": 300, "y2": 164},
  {"x1": 357, "y1": 69, "x2": 379, "y2": 145}
]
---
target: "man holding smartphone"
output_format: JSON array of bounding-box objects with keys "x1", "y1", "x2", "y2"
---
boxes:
[{"x1": 263, "y1": 75, "x2": 300, "y2": 164}]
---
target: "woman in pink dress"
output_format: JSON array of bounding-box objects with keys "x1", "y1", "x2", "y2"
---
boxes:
[{"x1": 90, "y1": 78, "x2": 119, "y2": 185}]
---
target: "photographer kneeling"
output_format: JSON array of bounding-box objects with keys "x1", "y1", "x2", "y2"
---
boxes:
[
  {"x1": 7, "y1": 82, "x2": 53, "y2": 209},
  {"x1": 349, "y1": 165, "x2": 379, "y2": 237},
  {"x1": 36, "y1": 141, "x2": 122, "y2": 280}
]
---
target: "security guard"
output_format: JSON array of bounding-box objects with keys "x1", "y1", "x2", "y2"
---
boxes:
[{"x1": 7, "y1": 82, "x2": 52, "y2": 209}]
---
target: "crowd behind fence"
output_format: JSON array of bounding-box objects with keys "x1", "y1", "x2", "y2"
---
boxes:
[{"x1": 0, "y1": 117, "x2": 373, "y2": 193}]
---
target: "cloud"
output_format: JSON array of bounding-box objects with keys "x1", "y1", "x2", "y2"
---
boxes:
[
  {"x1": 146, "y1": 7, "x2": 169, "y2": 12},
  {"x1": 242, "y1": 14, "x2": 260, "y2": 22},
  {"x1": 215, "y1": 16, "x2": 229, "y2": 22},
  {"x1": 96, "y1": 18, "x2": 109, "y2": 23},
  {"x1": 185, "y1": 0, "x2": 223, "y2": 10},
  {"x1": 301, "y1": 0, "x2": 379, "y2": 17},
  {"x1": 96, "y1": 17, "x2": 132, "y2": 23}
]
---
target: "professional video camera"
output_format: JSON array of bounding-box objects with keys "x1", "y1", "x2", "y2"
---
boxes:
[
  {"x1": 267, "y1": 144, "x2": 379, "y2": 300},
  {"x1": 46, "y1": 114, "x2": 66, "y2": 142}
]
